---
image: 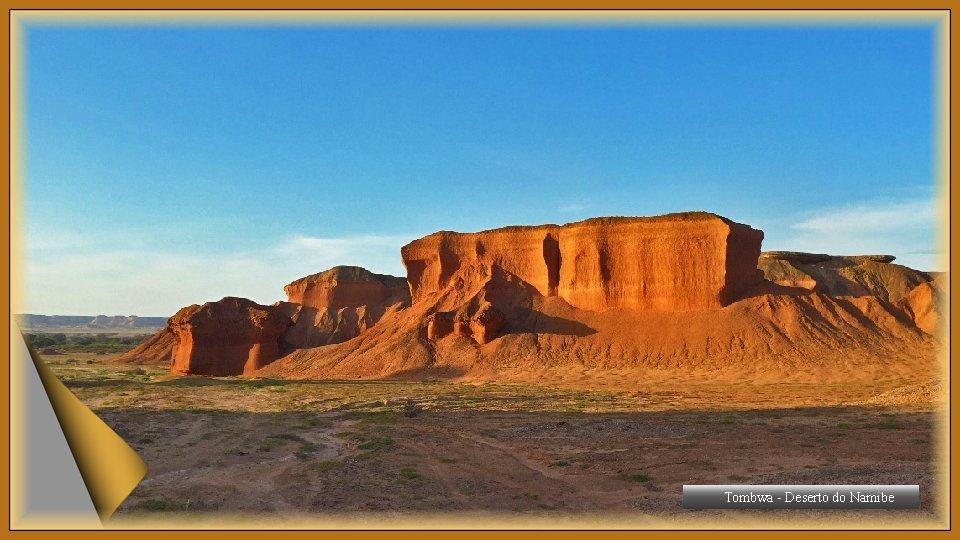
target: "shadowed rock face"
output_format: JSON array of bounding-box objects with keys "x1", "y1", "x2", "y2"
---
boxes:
[
  {"x1": 758, "y1": 251, "x2": 940, "y2": 334},
  {"x1": 168, "y1": 297, "x2": 293, "y2": 376},
  {"x1": 279, "y1": 266, "x2": 410, "y2": 349},
  {"x1": 283, "y1": 266, "x2": 409, "y2": 310}
]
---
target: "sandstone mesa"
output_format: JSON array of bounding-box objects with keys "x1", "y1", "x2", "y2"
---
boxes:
[{"x1": 113, "y1": 211, "x2": 942, "y2": 384}]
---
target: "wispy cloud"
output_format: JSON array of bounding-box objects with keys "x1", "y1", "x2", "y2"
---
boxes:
[
  {"x1": 558, "y1": 202, "x2": 590, "y2": 214},
  {"x1": 22, "y1": 232, "x2": 420, "y2": 316},
  {"x1": 790, "y1": 199, "x2": 934, "y2": 234},
  {"x1": 770, "y1": 197, "x2": 942, "y2": 272}
]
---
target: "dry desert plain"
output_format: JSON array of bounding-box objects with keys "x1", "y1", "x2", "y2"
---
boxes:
[{"x1": 40, "y1": 351, "x2": 941, "y2": 525}]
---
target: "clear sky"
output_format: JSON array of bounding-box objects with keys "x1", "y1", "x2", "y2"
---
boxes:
[{"x1": 22, "y1": 20, "x2": 941, "y2": 316}]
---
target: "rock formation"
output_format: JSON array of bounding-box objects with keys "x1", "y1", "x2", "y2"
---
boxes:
[
  {"x1": 402, "y1": 212, "x2": 764, "y2": 314},
  {"x1": 758, "y1": 251, "x2": 940, "y2": 334},
  {"x1": 277, "y1": 266, "x2": 410, "y2": 349},
  {"x1": 555, "y1": 215, "x2": 764, "y2": 311},
  {"x1": 113, "y1": 266, "x2": 409, "y2": 375},
  {"x1": 168, "y1": 297, "x2": 293, "y2": 376},
  {"x1": 113, "y1": 211, "x2": 943, "y2": 385},
  {"x1": 258, "y1": 212, "x2": 940, "y2": 385}
]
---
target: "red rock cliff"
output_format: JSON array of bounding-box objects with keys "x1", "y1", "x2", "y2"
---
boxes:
[
  {"x1": 279, "y1": 266, "x2": 410, "y2": 348},
  {"x1": 401, "y1": 225, "x2": 561, "y2": 304},
  {"x1": 401, "y1": 212, "x2": 764, "y2": 313},
  {"x1": 169, "y1": 297, "x2": 293, "y2": 376},
  {"x1": 557, "y1": 214, "x2": 763, "y2": 311}
]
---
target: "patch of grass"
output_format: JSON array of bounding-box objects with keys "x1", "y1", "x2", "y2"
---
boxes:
[
  {"x1": 837, "y1": 422, "x2": 853, "y2": 429},
  {"x1": 259, "y1": 438, "x2": 287, "y2": 450},
  {"x1": 438, "y1": 457, "x2": 458, "y2": 464},
  {"x1": 719, "y1": 415, "x2": 736, "y2": 425},
  {"x1": 399, "y1": 466, "x2": 422, "y2": 481},
  {"x1": 870, "y1": 422, "x2": 903, "y2": 430},
  {"x1": 909, "y1": 438, "x2": 926, "y2": 444},
  {"x1": 625, "y1": 473, "x2": 652, "y2": 483},
  {"x1": 315, "y1": 460, "x2": 339, "y2": 472},
  {"x1": 479, "y1": 429, "x2": 500, "y2": 438},
  {"x1": 138, "y1": 499, "x2": 187, "y2": 512},
  {"x1": 727, "y1": 474, "x2": 748, "y2": 482},
  {"x1": 549, "y1": 460, "x2": 570, "y2": 467},
  {"x1": 353, "y1": 411, "x2": 399, "y2": 426},
  {"x1": 261, "y1": 433, "x2": 319, "y2": 455},
  {"x1": 357, "y1": 436, "x2": 394, "y2": 451}
]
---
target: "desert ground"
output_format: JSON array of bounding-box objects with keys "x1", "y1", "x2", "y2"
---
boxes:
[{"x1": 40, "y1": 351, "x2": 943, "y2": 527}]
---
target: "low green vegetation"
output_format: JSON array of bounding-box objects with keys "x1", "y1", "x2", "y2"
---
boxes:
[
  {"x1": 24, "y1": 332, "x2": 152, "y2": 354},
  {"x1": 357, "y1": 436, "x2": 394, "y2": 451},
  {"x1": 399, "y1": 466, "x2": 422, "y2": 481},
  {"x1": 137, "y1": 499, "x2": 187, "y2": 512},
  {"x1": 260, "y1": 433, "x2": 318, "y2": 456},
  {"x1": 626, "y1": 473, "x2": 652, "y2": 483}
]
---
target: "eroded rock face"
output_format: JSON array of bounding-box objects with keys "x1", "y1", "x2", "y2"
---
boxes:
[
  {"x1": 284, "y1": 266, "x2": 409, "y2": 310},
  {"x1": 557, "y1": 215, "x2": 763, "y2": 311},
  {"x1": 280, "y1": 266, "x2": 410, "y2": 349},
  {"x1": 902, "y1": 282, "x2": 940, "y2": 335},
  {"x1": 402, "y1": 225, "x2": 562, "y2": 303},
  {"x1": 169, "y1": 297, "x2": 293, "y2": 376},
  {"x1": 759, "y1": 251, "x2": 940, "y2": 334},
  {"x1": 425, "y1": 303, "x2": 506, "y2": 345},
  {"x1": 402, "y1": 212, "x2": 764, "y2": 313}
]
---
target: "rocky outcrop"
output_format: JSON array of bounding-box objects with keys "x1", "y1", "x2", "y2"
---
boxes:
[
  {"x1": 403, "y1": 212, "x2": 764, "y2": 314},
  {"x1": 260, "y1": 212, "x2": 939, "y2": 385},
  {"x1": 556, "y1": 214, "x2": 764, "y2": 311},
  {"x1": 402, "y1": 225, "x2": 562, "y2": 303},
  {"x1": 402, "y1": 212, "x2": 764, "y2": 344},
  {"x1": 113, "y1": 211, "x2": 942, "y2": 385},
  {"x1": 425, "y1": 303, "x2": 506, "y2": 344},
  {"x1": 279, "y1": 266, "x2": 410, "y2": 349},
  {"x1": 114, "y1": 267, "x2": 408, "y2": 375},
  {"x1": 168, "y1": 297, "x2": 293, "y2": 376},
  {"x1": 759, "y1": 251, "x2": 939, "y2": 334},
  {"x1": 902, "y1": 282, "x2": 940, "y2": 335}
]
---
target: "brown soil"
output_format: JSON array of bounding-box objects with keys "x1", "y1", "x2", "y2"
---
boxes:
[{"x1": 44, "y1": 354, "x2": 945, "y2": 527}]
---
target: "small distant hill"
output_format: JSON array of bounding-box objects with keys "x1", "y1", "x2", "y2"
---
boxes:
[{"x1": 15, "y1": 314, "x2": 168, "y2": 333}]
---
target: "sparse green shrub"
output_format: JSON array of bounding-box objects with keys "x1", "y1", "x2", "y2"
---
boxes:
[
  {"x1": 399, "y1": 466, "x2": 421, "y2": 480},
  {"x1": 357, "y1": 436, "x2": 394, "y2": 450},
  {"x1": 315, "y1": 460, "x2": 338, "y2": 472},
  {"x1": 138, "y1": 499, "x2": 187, "y2": 512},
  {"x1": 402, "y1": 400, "x2": 423, "y2": 418}
]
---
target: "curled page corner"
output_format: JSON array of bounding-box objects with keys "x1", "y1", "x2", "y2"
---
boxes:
[{"x1": 26, "y1": 342, "x2": 148, "y2": 523}]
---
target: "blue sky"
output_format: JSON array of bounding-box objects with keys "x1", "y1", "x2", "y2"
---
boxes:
[{"x1": 22, "y1": 21, "x2": 941, "y2": 315}]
